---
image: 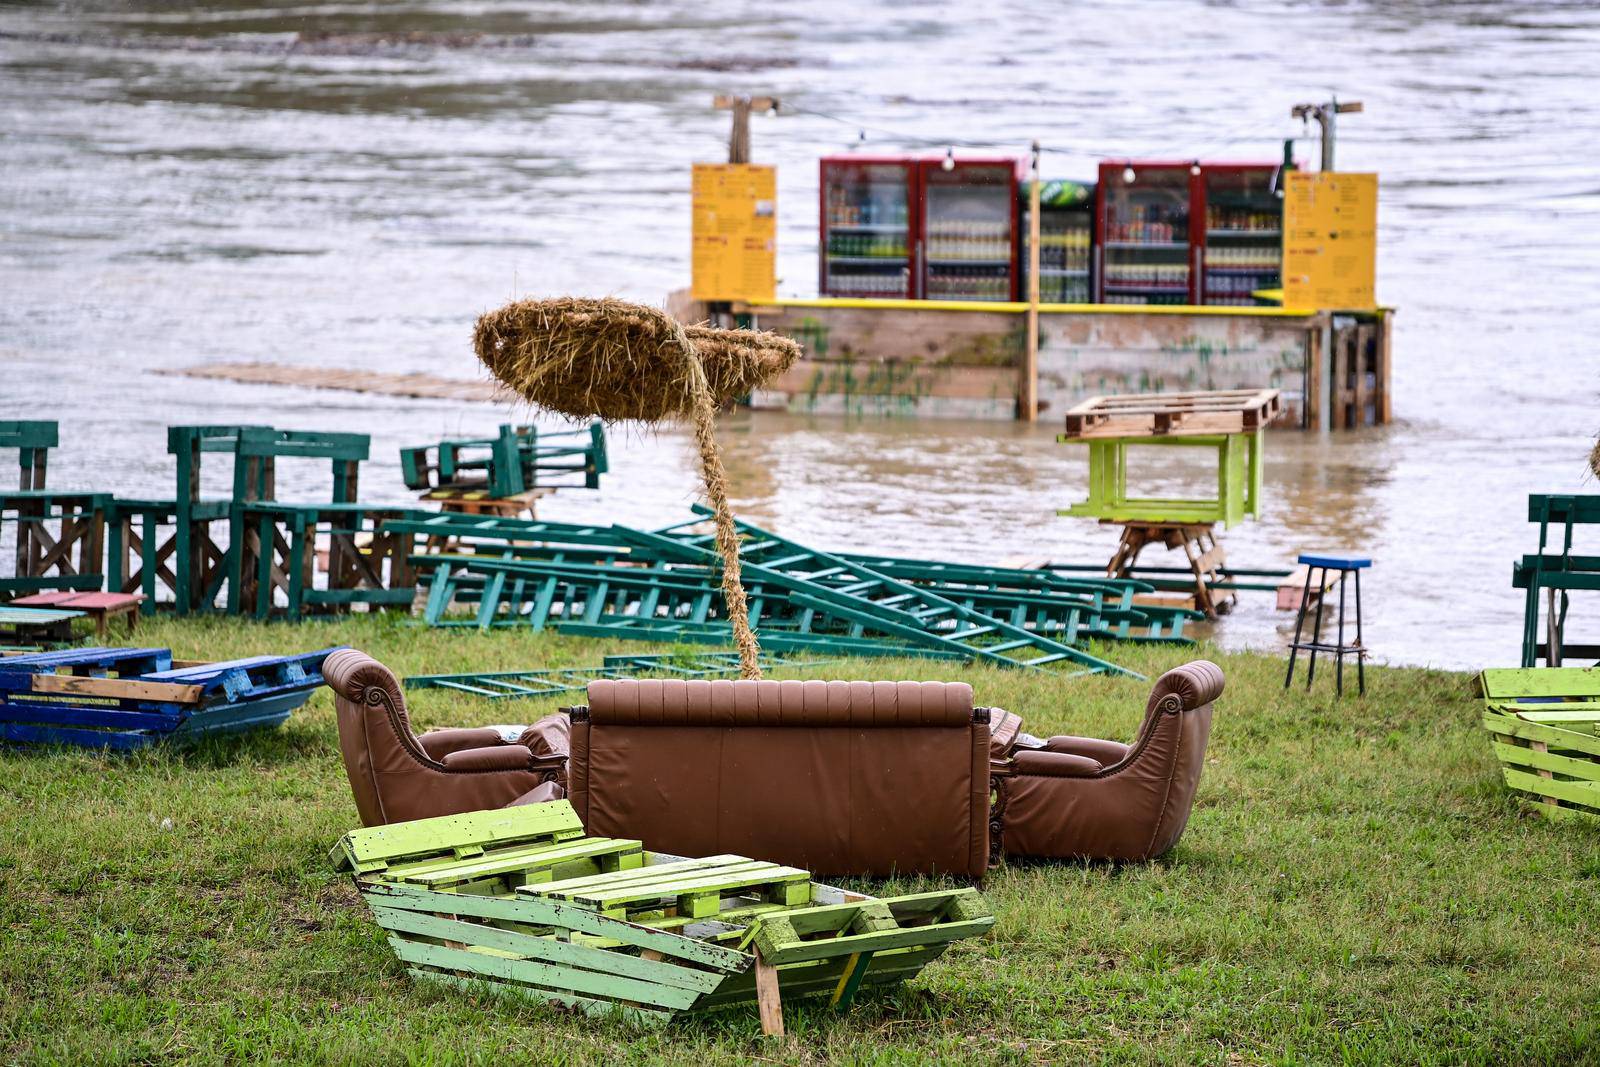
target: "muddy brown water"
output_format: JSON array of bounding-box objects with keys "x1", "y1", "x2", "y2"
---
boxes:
[{"x1": 4, "y1": 1, "x2": 1599, "y2": 670}]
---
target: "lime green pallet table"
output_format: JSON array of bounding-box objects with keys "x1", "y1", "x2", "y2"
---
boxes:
[
  {"x1": 331, "y1": 802, "x2": 995, "y2": 1034},
  {"x1": 1057, "y1": 389, "x2": 1280, "y2": 618},
  {"x1": 1478, "y1": 667, "x2": 1600, "y2": 823}
]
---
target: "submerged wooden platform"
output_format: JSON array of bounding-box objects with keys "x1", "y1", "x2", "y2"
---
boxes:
[{"x1": 159, "y1": 363, "x2": 507, "y2": 403}]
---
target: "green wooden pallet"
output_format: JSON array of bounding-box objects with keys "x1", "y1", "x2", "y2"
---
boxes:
[
  {"x1": 1478, "y1": 667, "x2": 1600, "y2": 823},
  {"x1": 332, "y1": 803, "x2": 995, "y2": 1030},
  {"x1": 404, "y1": 650, "x2": 832, "y2": 700}
]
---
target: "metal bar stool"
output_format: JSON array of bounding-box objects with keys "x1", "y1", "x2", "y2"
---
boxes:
[{"x1": 1284, "y1": 552, "x2": 1370, "y2": 696}]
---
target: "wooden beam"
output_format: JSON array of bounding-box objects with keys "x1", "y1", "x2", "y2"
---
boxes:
[{"x1": 31, "y1": 674, "x2": 204, "y2": 704}]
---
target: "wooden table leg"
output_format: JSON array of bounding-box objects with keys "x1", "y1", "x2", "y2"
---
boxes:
[{"x1": 753, "y1": 947, "x2": 784, "y2": 1037}]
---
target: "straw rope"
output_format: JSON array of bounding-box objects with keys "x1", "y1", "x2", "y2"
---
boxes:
[{"x1": 669, "y1": 318, "x2": 762, "y2": 679}]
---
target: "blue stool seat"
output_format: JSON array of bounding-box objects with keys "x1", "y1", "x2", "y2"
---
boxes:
[
  {"x1": 1285, "y1": 553, "x2": 1370, "y2": 696},
  {"x1": 1297, "y1": 553, "x2": 1371, "y2": 570}
]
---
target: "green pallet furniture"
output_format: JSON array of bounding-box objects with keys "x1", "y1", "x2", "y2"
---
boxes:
[
  {"x1": 642, "y1": 513, "x2": 1141, "y2": 677},
  {"x1": 1, "y1": 421, "x2": 57, "y2": 491},
  {"x1": 331, "y1": 802, "x2": 995, "y2": 1033},
  {"x1": 392, "y1": 511, "x2": 1143, "y2": 675},
  {"x1": 0, "y1": 604, "x2": 85, "y2": 646},
  {"x1": 1059, "y1": 433, "x2": 1263, "y2": 528},
  {"x1": 401, "y1": 422, "x2": 608, "y2": 499},
  {"x1": 404, "y1": 651, "x2": 830, "y2": 700},
  {"x1": 1479, "y1": 667, "x2": 1600, "y2": 823},
  {"x1": 1057, "y1": 389, "x2": 1280, "y2": 619},
  {"x1": 0, "y1": 491, "x2": 110, "y2": 597},
  {"x1": 0, "y1": 645, "x2": 334, "y2": 750},
  {"x1": 1515, "y1": 495, "x2": 1600, "y2": 668}
]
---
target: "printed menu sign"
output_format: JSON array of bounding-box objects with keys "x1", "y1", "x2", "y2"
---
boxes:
[
  {"x1": 691, "y1": 164, "x2": 776, "y2": 302},
  {"x1": 1282, "y1": 172, "x2": 1377, "y2": 310}
]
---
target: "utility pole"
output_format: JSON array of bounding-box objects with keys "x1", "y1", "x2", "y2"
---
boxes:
[
  {"x1": 1021, "y1": 140, "x2": 1041, "y2": 423},
  {"x1": 713, "y1": 95, "x2": 779, "y2": 164},
  {"x1": 1291, "y1": 96, "x2": 1363, "y2": 171}
]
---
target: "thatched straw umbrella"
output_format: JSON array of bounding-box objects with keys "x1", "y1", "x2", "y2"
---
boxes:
[
  {"x1": 473, "y1": 297, "x2": 801, "y2": 679},
  {"x1": 1591, "y1": 437, "x2": 1600, "y2": 481}
]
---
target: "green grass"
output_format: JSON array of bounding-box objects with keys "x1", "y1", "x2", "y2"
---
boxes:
[{"x1": 1, "y1": 615, "x2": 1598, "y2": 1064}]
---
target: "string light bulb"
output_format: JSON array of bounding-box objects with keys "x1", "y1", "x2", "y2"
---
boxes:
[
  {"x1": 1122, "y1": 166, "x2": 1136, "y2": 184},
  {"x1": 941, "y1": 147, "x2": 956, "y2": 172},
  {"x1": 1189, "y1": 160, "x2": 1201, "y2": 176}
]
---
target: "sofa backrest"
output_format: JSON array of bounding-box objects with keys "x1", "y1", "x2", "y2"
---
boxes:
[{"x1": 568, "y1": 678, "x2": 990, "y2": 878}]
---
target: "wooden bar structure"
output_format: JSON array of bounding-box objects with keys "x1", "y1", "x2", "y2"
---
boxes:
[
  {"x1": 1479, "y1": 667, "x2": 1600, "y2": 823},
  {"x1": 0, "y1": 645, "x2": 334, "y2": 750},
  {"x1": 332, "y1": 802, "x2": 995, "y2": 1031},
  {"x1": 714, "y1": 297, "x2": 1389, "y2": 426}
]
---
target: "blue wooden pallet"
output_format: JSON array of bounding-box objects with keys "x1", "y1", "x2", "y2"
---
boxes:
[{"x1": 0, "y1": 645, "x2": 338, "y2": 750}]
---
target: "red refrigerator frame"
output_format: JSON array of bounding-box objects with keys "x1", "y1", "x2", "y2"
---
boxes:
[
  {"x1": 915, "y1": 156, "x2": 1022, "y2": 302},
  {"x1": 819, "y1": 155, "x2": 1022, "y2": 301},
  {"x1": 1094, "y1": 160, "x2": 1200, "y2": 305},
  {"x1": 1194, "y1": 162, "x2": 1283, "y2": 306},
  {"x1": 818, "y1": 156, "x2": 918, "y2": 299}
]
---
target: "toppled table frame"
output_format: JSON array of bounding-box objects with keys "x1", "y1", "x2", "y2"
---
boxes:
[{"x1": 331, "y1": 802, "x2": 994, "y2": 1034}]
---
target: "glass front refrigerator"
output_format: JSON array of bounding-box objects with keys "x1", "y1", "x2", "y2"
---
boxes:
[
  {"x1": 818, "y1": 157, "x2": 915, "y2": 299},
  {"x1": 918, "y1": 157, "x2": 1020, "y2": 301},
  {"x1": 1197, "y1": 163, "x2": 1283, "y2": 306},
  {"x1": 1094, "y1": 162, "x2": 1196, "y2": 305},
  {"x1": 1021, "y1": 179, "x2": 1095, "y2": 304}
]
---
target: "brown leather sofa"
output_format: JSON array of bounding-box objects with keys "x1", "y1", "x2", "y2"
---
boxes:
[
  {"x1": 566, "y1": 678, "x2": 990, "y2": 879},
  {"x1": 995, "y1": 660, "x2": 1222, "y2": 863},
  {"x1": 325, "y1": 648, "x2": 569, "y2": 826}
]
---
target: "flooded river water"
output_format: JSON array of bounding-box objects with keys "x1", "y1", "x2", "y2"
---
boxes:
[{"x1": 4, "y1": 1, "x2": 1599, "y2": 670}]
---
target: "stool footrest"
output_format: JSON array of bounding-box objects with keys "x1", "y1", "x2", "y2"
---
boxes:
[{"x1": 1288, "y1": 641, "x2": 1367, "y2": 655}]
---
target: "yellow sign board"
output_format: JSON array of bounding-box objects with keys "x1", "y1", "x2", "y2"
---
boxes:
[
  {"x1": 1282, "y1": 171, "x2": 1378, "y2": 310},
  {"x1": 691, "y1": 163, "x2": 776, "y2": 303}
]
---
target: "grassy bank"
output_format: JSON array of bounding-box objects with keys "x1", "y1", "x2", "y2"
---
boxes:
[{"x1": 1, "y1": 616, "x2": 1597, "y2": 1065}]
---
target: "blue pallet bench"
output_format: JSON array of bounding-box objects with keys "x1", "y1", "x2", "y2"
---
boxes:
[{"x1": 0, "y1": 645, "x2": 339, "y2": 750}]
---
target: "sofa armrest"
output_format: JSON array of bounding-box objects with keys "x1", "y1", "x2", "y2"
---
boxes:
[
  {"x1": 1012, "y1": 749, "x2": 1103, "y2": 779},
  {"x1": 1041, "y1": 735, "x2": 1129, "y2": 766},
  {"x1": 440, "y1": 744, "x2": 535, "y2": 771},
  {"x1": 509, "y1": 781, "x2": 564, "y2": 806},
  {"x1": 518, "y1": 713, "x2": 571, "y2": 760},
  {"x1": 419, "y1": 727, "x2": 507, "y2": 759}
]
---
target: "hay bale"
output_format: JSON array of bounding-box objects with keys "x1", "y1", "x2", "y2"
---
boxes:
[{"x1": 473, "y1": 297, "x2": 801, "y2": 422}]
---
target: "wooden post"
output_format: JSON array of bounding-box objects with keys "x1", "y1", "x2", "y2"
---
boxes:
[
  {"x1": 753, "y1": 947, "x2": 784, "y2": 1037},
  {"x1": 1376, "y1": 308, "x2": 1393, "y2": 424},
  {"x1": 1021, "y1": 141, "x2": 1041, "y2": 422},
  {"x1": 712, "y1": 95, "x2": 779, "y2": 166}
]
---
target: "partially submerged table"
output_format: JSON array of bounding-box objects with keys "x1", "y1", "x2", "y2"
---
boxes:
[{"x1": 1058, "y1": 389, "x2": 1280, "y2": 618}]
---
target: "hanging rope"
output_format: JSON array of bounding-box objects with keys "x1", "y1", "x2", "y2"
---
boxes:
[{"x1": 670, "y1": 318, "x2": 763, "y2": 679}]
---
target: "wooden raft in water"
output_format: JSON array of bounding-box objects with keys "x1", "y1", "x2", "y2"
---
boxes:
[
  {"x1": 159, "y1": 362, "x2": 508, "y2": 402},
  {"x1": 331, "y1": 802, "x2": 995, "y2": 1031}
]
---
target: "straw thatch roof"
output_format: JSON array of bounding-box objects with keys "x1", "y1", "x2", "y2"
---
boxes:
[{"x1": 473, "y1": 297, "x2": 801, "y2": 423}]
